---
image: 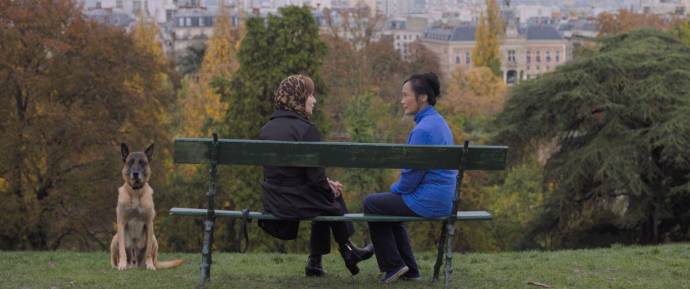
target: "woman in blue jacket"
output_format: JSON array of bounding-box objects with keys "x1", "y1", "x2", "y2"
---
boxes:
[{"x1": 363, "y1": 72, "x2": 457, "y2": 283}]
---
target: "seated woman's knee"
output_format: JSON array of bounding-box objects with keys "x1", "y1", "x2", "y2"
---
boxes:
[{"x1": 362, "y1": 194, "x2": 378, "y2": 214}]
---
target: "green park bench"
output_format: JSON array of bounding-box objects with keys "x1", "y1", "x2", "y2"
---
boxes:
[{"x1": 170, "y1": 134, "x2": 508, "y2": 289}]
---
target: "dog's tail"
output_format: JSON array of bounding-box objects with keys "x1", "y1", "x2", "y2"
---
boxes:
[{"x1": 156, "y1": 259, "x2": 184, "y2": 269}]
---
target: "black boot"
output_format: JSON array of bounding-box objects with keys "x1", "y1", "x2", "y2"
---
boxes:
[
  {"x1": 305, "y1": 254, "x2": 326, "y2": 277},
  {"x1": 339, "y1": 241, "x2": 374, "y2": 276}
]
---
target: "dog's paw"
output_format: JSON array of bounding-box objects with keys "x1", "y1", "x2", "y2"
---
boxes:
[
  {"x1": 146, "y1": 260, "x2": 156, "y2": 270},
  {"x1": 117, "y1": 261, "x2": 128, "y2": 271}
]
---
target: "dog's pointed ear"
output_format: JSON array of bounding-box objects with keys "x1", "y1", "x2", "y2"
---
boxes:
[
  {"x1": 145, "y1": 143, "x2": 154, "y2": 162},
  {"x1": 121, "y1": 143, "x2": 130, "y2": 162}
]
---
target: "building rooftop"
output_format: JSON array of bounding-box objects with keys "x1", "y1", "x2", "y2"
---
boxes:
[
  {"x1": 423, "y1": 24, "x2": 563, "y2": 42},
  {"x1": 424, "y1": 26, "x2": 476, "y2": 41},
  {"x1": 558, "y1": 19, "x2": 598, "y2": 32},
  {"x1": 525, "y1": 25, "x2": 562, "y2": 40}
]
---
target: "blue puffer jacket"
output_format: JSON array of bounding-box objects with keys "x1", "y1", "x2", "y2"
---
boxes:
[{"x1": 390, "y1": 106, "x2": 458, "y2": 218}]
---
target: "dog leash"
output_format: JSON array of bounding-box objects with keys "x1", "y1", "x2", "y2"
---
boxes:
[{"x1": 239, "y1": 209, "x2": 251, "y2": 253}]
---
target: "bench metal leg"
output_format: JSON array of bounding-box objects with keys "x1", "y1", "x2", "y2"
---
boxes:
[
  {"x1": 432, "y1": 221, "x2": 448, "y2": 282},
  {"x1": 443, "y1": 221, "x2": 455, "y2": 289},
  {"x1": 199, "y1": 133, "x2": 219, "y2": 289},
  {"x1": 199, "y1": 218, "x2": 215, "y2": 289}
]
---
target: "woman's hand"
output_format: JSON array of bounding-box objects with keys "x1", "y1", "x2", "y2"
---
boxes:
[{"x1": 327, "y1": 178, "x2": 344, "y2": 198}]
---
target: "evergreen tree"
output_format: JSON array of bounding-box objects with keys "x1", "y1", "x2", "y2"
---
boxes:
[
  {"x1": 341, "y1": 93, "x2": 390, "y2": 199},
  {"x1": 176, "y1": 42, "x2": 206, "y2": 75},
  {"x1": 217, "y1": 6, "x2": 327, "y2": 138},
  {"x1": 494, "y1": 29, "x2": 690, "y2": 247}
]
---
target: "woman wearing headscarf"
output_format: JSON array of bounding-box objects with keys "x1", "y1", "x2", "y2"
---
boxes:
[
  {"x1": 363, "y1": 72, "x2": 457, "y2": 283},
  {"x1": 258, "y1": 75, "x2": 373, "y2": 277}
]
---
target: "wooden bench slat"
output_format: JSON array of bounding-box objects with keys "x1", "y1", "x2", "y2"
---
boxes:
[
  {"x1": 170, "y1": 207, "x2": 492, "y2": 221},
  {"x1": 174, "y1": 138, "x2": 508, "y2": 171}
]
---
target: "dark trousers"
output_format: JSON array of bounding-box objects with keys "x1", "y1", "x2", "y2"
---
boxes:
[
  {"x1": 363, "y1": 192, "x2": 419, "y2": 273},
  {"x1": 310, "y1": 197, "x2": 355, "y2": 255}
]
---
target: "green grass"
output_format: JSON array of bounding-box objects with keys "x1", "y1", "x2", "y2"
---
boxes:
[{"x1": 1, "y1": 243, "x2": 689, "y2": 289}]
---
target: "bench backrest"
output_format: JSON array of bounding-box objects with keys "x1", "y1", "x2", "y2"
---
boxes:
[{"x1": 174, "y1": 138, "x2": 508, "y2": 171}]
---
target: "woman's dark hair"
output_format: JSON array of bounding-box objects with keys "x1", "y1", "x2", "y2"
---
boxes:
[{"x1": 403, "y1": 72, "x2": 441, "y2": 106}]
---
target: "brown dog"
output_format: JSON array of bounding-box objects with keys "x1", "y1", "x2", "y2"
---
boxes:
[{"x1": 110, "y1": 143, "x2": 183, "y2": 270}]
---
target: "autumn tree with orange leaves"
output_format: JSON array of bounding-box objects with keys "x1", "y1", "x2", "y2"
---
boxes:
[
  {"x1": 0, "y1": 0, "x2": 174, "y2": 250},
  {"x1": 597, "y1": 9, "x2": 680, "y2": 37}
]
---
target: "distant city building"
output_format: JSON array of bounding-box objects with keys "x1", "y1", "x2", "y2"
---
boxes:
[
  {"x1": 639, "y1": 0, "x2": 690, "y2": 15},
  {"x1": 166, "y1": 7, "x2": 217, "y2": 59},
  {"x1": 380, "y1": 16, "x2": 428, "y2": 59},
  {"x1": 558, "y1": 19, "x2": 597, "y2": 39},
  {"x1": 513, "y1": 4, "x2": 558, "y2": 24},
  {"x1": 81, "y1": 0, "x2": 631, "y2": 75},
  {"x1": 376, "y1": 0, "x2": 426, "y2": 18},
  {"x1": 316, "y1": 5, "x2": 385, "y2": 47},
  {"x1": 83, "y1": 8, "x2": 136, "y2": 29},
  {"x1": 420, "y1": 1, "x2": 569, "y2": 84},
  {"x1": 422, "y1": 22, "x2": 567, "y2": 84}
]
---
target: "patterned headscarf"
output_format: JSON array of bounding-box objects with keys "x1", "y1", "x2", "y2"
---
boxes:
[{"x1": 274, "y1": 75, "x2": 314, "y2": 119}]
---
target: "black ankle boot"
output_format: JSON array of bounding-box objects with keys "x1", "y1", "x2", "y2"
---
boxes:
[
  {"x1": 305, "y1": 254, "x2": 325, "y2": 277},
  {"x1": 338, "y1": 241, "x2": 374, "y2": 276}
]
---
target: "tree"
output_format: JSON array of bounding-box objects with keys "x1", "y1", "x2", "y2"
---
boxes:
[
  {"x1": 472, "y1": 0, "x2": 503, "y2": 76},
  {"x1": 175, "y1": 10, "x2": 243, "y2": 138},
  {"x1": 131, "y1": 15, "x2": 167, "y2": 66},
  {"x1": 494, "y1": 29, "x2": 690, "y2": 248},
  {"x1": 176, "y1": 42, "x2": 207, "y2": 76},
  {"x1": 444, "y1": 66, "x2": 507, "y2": 119},
  {"x1": 407, "y1": 41, "x2": 442, "y2": 76},
  {"x1": 597, "y1": 9, "x2": 679, "y2": 37},
  {"x1": 435, "y1": 65, "x2": 508, "y2": 252},
  {"x1": 218, "y1": 6, "x2": 327, "y2": 138},
  {"x1": 200, "y1": 10, "x2": 243, "y2": 79},
  {"x1": 671, "y1": 20, "x2": 690, "y2": 46},
  {"x1": 319, "y1": 6, "x2": 405, "y2": 134},
  {"x1": 321, "y1": 5, "x2": 385, "y2": 49},
  {"x1": 488, "y1": 158, "x2": 546, "y2": 250},
  {"x1": 339, "y1": 92, "x2": 391, "y2": 207},
  {"x1": 319, "y1": 35, "x2": 359, "y2": 135},
  {"x1": 0, "y1": 0, "x2": 174, "y2": 250},
  {"x1": 319, "y1": 33, "x2": 440, "y2": 141},
  {"x1": 486, "y1": 0, "x2": 505, "y2": 37}
]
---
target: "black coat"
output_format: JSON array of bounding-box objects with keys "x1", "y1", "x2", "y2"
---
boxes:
[{"x1": 257, "y1": 110, "x2": 348, "y2": 240}]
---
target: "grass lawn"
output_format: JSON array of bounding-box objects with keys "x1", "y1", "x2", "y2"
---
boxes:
[{"x1": 1, "y1": 243, "x2": 688, "y2": 289}]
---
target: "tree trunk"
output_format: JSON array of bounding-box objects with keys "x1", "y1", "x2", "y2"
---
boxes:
[
  {"x1": 11, "y1": 91, "x2": 27, "y2": 249},
  {"x1": 653, "y1": 194, "x2": 660, "y2": 243}
]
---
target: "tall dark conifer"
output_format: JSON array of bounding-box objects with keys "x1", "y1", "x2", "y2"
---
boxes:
[{"x1": 495, "y1": 29, "x2": 690, "y2": 247}]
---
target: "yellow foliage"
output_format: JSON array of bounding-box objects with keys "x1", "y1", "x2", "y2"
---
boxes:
[
  {"x1": 177, "y1": 76, "x2": 209, "y2": 137},
  {"x1": 131, "y1": 15, "x2": 167, "y2": 66},
  {"x1": 201, "y1": 12, "x2": 243, "y2": 78},
  {"x1": 485, "y1": 0, "x2": 504, "y2": 37},
  {"x1": 0, "y1": 177, "x2": 8, "y2": 192},
  {"x1": 471, "y1": 0, "x2": 503, "y2": 75},
  {"x1": 443, "y1": 66, "x2": 507, "y2": 117},
  {"x1": 177, "y1": 11, "x2": 245, "y2": 137}
]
